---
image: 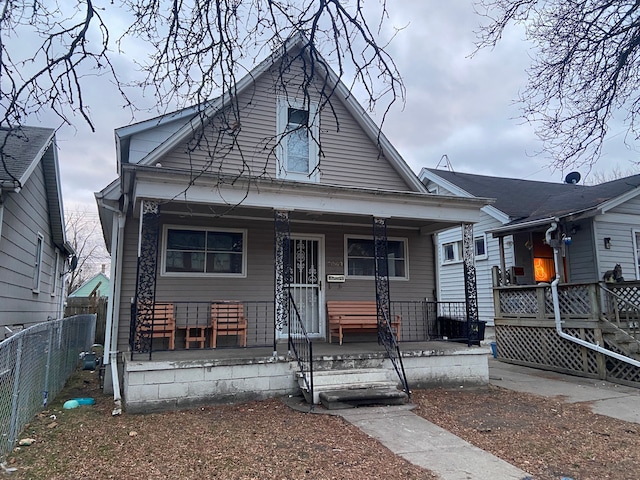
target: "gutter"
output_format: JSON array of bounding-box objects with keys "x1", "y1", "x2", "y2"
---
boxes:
[{"x1": 546, "y1": 222, "x2": 640, "y2": 368}]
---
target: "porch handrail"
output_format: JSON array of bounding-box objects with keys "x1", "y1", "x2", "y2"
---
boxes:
[
  {"x1": 377, "y1": 308, "x2": 410, "y2": 400},
  {"x1": 287, "y1": 292, "x2": 313, "y2": 410},
  {"x1": 599, "y1": 284, "x2": 640, "y2": 342}
]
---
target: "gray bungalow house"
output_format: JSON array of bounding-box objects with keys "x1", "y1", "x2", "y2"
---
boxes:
[
  {"x1": 420, "y1": 168, "x2": 640, "y2": 297},
  {"x1": 0, "y1": 127, "x2": 75, "y2": 335},
  {"x1": 420, "y1": 168, "x2": 640, "y2": 386},
  {"x1": 96, "y1": 38, "x2": 491, "y2": 413}
]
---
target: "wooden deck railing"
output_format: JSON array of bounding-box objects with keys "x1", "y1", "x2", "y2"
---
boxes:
[{"x1": 493, "y1": 281, "x2": 640, "y2": 387}]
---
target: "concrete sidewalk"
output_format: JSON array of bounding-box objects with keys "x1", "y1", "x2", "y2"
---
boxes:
[
  {"x1": 489, "y1": 358, "x2": 640, "y2": 424},
  {"x1": 336, "y1": 405, "x2": 531, "y2": 480},
  {"x1": 333, "y1": 358, "x2": 640, "y2": 479}
]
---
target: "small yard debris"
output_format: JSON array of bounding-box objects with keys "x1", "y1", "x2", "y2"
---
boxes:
[{"x1": 18, "y1": 439, "x2": 35, "y2": 446}]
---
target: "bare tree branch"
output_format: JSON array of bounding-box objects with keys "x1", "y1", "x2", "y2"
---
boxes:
[{"x1": 475, "y1": 0, "x2": 640, "y2": 172}]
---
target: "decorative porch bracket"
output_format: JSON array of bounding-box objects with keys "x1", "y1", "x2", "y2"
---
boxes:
[
  {"x1": 373, "y1": 217, "x2": 410, "y2": 398},
  {"x1": 131, "y1": 200, "x2": 160, "y2": 359},
  {"x1": 462, "y1": 222, "x2": 480, "y2": 346},
  {"x1": 274, "y1": 210, "x2": 291, "y2": 355}
]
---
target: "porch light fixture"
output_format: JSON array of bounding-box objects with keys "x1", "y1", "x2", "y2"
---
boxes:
[{"x1": 604, "y1": 237, "x2": 611, "y2": 249}]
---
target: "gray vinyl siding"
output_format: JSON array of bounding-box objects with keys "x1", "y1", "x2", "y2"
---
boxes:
[
  {"x1": 116, "y1": 213, "x2": 433, "y2": 350},
  {"x1": 566, "y1": 221, "x2": 598, "y2": 283},
  {"x1": 594, "y1": 218, "x2": 638, "y2": 281},
  {"x1": 436, "y1": 213, "x2": 513, "y2": 325},
  {"x1": 608, "y1": 195, "x2": 640, "y2": 215},
  {"x1": 0, "y1": 160, "x2": 62, "y2": 327},
  {"x1": 154, "y1": 58, "x2": 411, "y2": 191}
]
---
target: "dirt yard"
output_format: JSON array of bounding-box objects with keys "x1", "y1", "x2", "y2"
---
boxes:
[{"x1": 6, "y1": 369, "x2": 640, "y2": 480}]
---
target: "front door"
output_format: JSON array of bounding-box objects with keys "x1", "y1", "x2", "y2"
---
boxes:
[{"x1": 287, "y1": 235, "x2": 324, "y2": 338}]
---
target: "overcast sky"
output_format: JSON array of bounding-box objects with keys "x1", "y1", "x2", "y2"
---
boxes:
[{"x1": 43, "y1": 0, "x2": 638, "y2": 214}]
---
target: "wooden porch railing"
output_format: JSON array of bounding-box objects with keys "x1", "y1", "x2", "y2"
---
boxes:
[{"x1": 493, "y1": 282, "x2": 640, "y2": 387}]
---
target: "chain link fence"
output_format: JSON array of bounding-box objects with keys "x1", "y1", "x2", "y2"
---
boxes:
[{"x1": 0, "y1": 314, "x2": 96, "y2": 460}]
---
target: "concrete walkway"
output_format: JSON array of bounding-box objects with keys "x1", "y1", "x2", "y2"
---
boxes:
[
  {"x1": 333, "y1": 358, "x2": 640, "y2": 479},
  {"x1": 336, "y1": 404, "x2": 531, "y2": 480},
  {"x1": 489, "y1": 358, "x2": 640, "y2": 424}
]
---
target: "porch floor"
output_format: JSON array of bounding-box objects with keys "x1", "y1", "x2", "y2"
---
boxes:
[{"x1": 131, "y1": 340, "x2": 487, "y2": 363}]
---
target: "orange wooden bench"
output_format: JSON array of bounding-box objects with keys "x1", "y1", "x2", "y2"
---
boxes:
[{"x1": 326, "y1": 301, "x2": 400, "y2": 345}]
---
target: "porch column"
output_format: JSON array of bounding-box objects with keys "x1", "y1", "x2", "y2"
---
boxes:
[
  {"x1": 131, "y1": 200, "x2": 160, "y2": 357},
  {"x1": 462, "y1": 222, "x2": 480, "y2": 326},
  {"x1": 372, "y1": 217, "x2": 392, "y2": 342},
  {"x1": 273, "y1": 210, "x2": 291, "y2": 355},
  {"x1": 498, "y1": 236, "x2": 507, "y2": 286}
]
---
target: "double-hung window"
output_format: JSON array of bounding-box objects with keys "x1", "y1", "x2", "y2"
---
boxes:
[
  {"x1": 163, "y1": 227, "x2": 246, "y2": 276},
  {"x1": 345, "y1": 236, "x2": 408, "y2": 279},
  {"x1": 276, "y1": 97, "x2": 319, "y2": 182}
]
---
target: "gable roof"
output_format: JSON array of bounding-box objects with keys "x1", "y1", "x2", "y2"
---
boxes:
[
  {"x1": 0, "y1": 126, "x2": 73, "y2": 255},
  {"x1": 421, "y1": 167, "x2": 640, "y2": 230},
  {"x1": 68, "y1": 272, "x2": 110, "y2": 298},
  {"x1": 114, "y1": 36, "x2": 426, "y2": 193}
]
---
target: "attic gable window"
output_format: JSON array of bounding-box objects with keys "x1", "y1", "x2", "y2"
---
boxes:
[{"x1": 276, "y1": 97, "x2": 319, "y2": 182}]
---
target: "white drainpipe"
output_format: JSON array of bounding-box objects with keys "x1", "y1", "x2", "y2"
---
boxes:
[
  {"x1": 546, "y1": 222, "x2": 640, "y2": 368},
  {"x1": 100, "y1": 200, "x2": 127, "y2": 414}
]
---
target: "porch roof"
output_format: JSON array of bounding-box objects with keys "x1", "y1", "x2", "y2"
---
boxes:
[{"x1": 97, "y1": 165, "x2": 492, "y2": 250}]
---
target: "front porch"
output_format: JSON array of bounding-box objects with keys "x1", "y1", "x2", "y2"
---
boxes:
[
  {"x1": 122, "y1": 340, "x2": 490, "y2": 413},
  {"x1": 494, "y1": 281, "x2": 640, "y2": 387}
]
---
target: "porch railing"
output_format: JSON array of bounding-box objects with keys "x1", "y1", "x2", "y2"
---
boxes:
[
  {"x1": 130, "y1": 300, "x2": 275, "y2": 355},
  {"x1": 287, "y1": 292, "x2": 313, "y2": 410},
  {"x1": 493, "y1": 282, "x2": 640, "y2": 386},
  {"x1": 600, "y1": 283, "x2": 640, "y2": 341},
  {"x1": 130, "y1": 299, "x2": 472, "y2": 356},
  {"x1": 391, "y1": 300, "x2": 480, "y2": 344}
]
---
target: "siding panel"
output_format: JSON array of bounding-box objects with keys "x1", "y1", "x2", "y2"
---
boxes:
[
  {"x1": 149, "y1": 57, "x2": 411, "y2": 191},
  {"x1": 0, "y1": 161, "x2": 61, "y2": 327}
]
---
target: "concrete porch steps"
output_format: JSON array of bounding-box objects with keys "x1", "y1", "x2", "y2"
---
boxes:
[{"x1": 297, "y1": 367, "x2": 407, "y2": 407}]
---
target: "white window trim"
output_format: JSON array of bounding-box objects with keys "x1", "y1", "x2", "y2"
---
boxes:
[
  {"x1": 474, "y1": 234, "x2": 488, "y2": 261},
  {"x1": 343, "y1": 235, "x2": 409, "y2": 281},
  {"x1": 51, "y1": 250, "x2": 60, "y2": 297},
  {"x1": 276, "y1": 96, "x2": 319, "y2": 182},
  {"x1": 441, "y1": 240, "x2": 463, "y2": 265},
  {"x1": 633, "y1": 229, "x2": 640, "y2": 280},
  {"x1": 32, "y1": 232, "x2": 44, "y2": 293},
  {"x1": 160, "y1": 225, "x2": 247, "y2": 278}
]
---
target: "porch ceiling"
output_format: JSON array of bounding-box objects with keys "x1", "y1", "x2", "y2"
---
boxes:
[{"x1": 126, "y1": 166, "x2": 490, "y2": 231}]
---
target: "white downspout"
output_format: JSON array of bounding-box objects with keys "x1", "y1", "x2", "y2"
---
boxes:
[
  {"x1": 101, "y1": 201, "x2": 127, "y2": 414},
  {"x1": 546, "y1": 222, "x2": 640, "y2": 368}
]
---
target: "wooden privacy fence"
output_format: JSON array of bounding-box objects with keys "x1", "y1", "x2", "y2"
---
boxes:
[
  {"x1": 493, "y1": 282, "x2": 640, "y2": 387},
  {"x1": 64, "y1": 296, "x2": 107, "y2": 346}
]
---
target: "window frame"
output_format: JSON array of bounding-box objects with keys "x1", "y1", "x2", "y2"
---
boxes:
[
  {"x1": 474, "y1": 234, "x2": 488, "y2": 261},
  {"x1": 276, "y1": 96, "x2": 319, "y2": 182},
  {"x1": 441, "y1": 240, "x2": 462, "y2": 264},
  {"x1": 343, "y1": 235, "x2": 409, "y2": 281},
  {"x1": 32, "y1": 233, "x2": 44, "y2": 293},
  {"x1": 634, "y1": 229, "x2": 640, "y2": 280},
  {"x1": 161, "y1": 225, "x2": 247, "y2": 278}
]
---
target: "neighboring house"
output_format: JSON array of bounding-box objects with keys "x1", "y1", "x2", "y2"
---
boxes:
[
  {"x1": 420, "y1": 167, "x2": 640, "y2": 325},
  {"x1": 96, "y1": 37, "x2": 491, "y2": 412},
  {"x1": 68, "y1": 271, "x2": 110, "y2": 299},
  {"x1": 0, "y1": 126, "x2": 75, "y2": 333}
]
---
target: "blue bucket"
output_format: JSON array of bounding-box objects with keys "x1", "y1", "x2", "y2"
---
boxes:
[{"x1": 490, "y1": 342, "x2": 498, "y2": 358}]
